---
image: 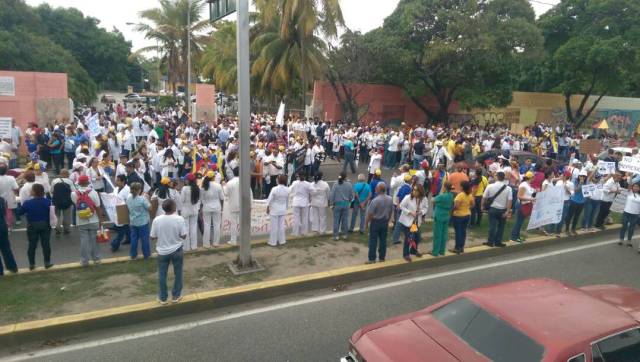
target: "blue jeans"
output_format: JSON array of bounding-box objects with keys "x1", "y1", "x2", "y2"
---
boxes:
[
  {"x1": 342, "y1": 151, "x2": 356, "y2": 174},
  {"x1": 582, "y1": 199, "x2": 600, "y2": 229},
  {"x1": 368, "y1": 221, "x2": 388, "y2": 261},
  {"x1": 158, "y1": 247, "x2": 183, "y2": 302},
  {"x1": 552, "y1": 200, "x2": 571, "y2": 233},
  {"x1": 129, "y1": 223, "x2": 151, "y2": 259},
  {"x1": 487, "y1": 208, "x2": 507, "y2": 246},
  {"x1": 333, "y1": 205, "x2": 349, "y2": 238},
  {"x1": 350, "y1": 204, "x2": 366, "y2": 232},
  {"x1": 111, "y1": 224, "x2": 130, "y2": 251},
  {"x1": 452, "y1": 215, "x2": 470, "y2": 251},
  {"x1": 510, "y1": 207, "x2": 527, "y2": 241},
  {"x1": 620, "y1": 212, "x2": 639, "y2": 242},
  {"x1": 412, "y1": 154, "x2": 424, "y2": 170},
  {"x1": 391, "y1": 210, "x2": 403, "y2": 244},
  {"x1": 399, "y1": 223, "x2": 422, "y2": 257},
  {"x1": 0, "y1": 223, "x2": 17, "y2": 274}
]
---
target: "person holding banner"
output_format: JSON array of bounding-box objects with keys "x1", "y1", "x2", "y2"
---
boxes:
[
  {"x1": 618, "y1": 183, "x2": 640, "y2": 247},
  {"x1": 551, "y1": 171, "x2": 574, "y2": 237},
  {"x1": 200, "y1": 171, "x2": 224, "y2": 248},
  {"x1": 563, "y1": 171, "x2": 588, "y2": 236},
  {"x1": 595, "y1": 173, "x2": 621, "y2": 230}
]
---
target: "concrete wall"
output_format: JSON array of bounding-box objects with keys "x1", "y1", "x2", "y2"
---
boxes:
[
  {"x1": 312, "y1": 80, "x2": 459, "y2": 126},
  {"x1": 195, "y1": 83, "x2": 216, "y2": 124},
  {"x1": 0, "y1": 70, "x2": 70, "y2": 130}
]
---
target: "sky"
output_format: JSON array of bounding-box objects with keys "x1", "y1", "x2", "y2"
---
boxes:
[{"x1": 25, "y1": 0, "x2": 560, "y2": 52}]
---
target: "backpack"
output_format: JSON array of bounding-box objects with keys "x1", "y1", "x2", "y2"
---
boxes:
[
  {"x1": 76, "y1": 190, "x2": 97, "y2": 219},
  {"x1": 52, "y1": 179, "x2": 72, "y2": 209}
]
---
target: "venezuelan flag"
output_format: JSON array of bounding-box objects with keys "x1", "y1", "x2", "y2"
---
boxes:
[{"x1": 551, "y1": 132, "x2": 558, "y2": 154}]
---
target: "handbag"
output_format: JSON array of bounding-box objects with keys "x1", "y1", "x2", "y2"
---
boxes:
[
  {"x1": 483, "y1": 185, "x2": 507, "y2": 211},
  {"x1": 520, "y1": 202, "x2": 533, "y2": 217},
  {"x1": 409, "y1": 198, "x2": 421, "y2": 233}
]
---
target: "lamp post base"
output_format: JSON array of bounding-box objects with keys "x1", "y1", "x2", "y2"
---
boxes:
[{"x1": 228, "y1": 258, "x2": 264, "y2": 276}]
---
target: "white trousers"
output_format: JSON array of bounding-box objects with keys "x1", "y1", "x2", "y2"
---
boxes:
[
  {"x1": 183, "y1": 214, "x2": 198, "y2": 251},
  {"x1": 269, "y1": 215, "x2": 286, "y2": 246},
  {"x1": 229, "y1": 211, "x2": 239, "y2": 244},
  {"x1": 310, "y1": 206, "x2": 328, "y2": 233},
  {"x1": 292, "y1": 206, "x2": 309, "y2": 236},
  {"x1": 202, "y1": 211, "x2": 222, "y2": 247}
]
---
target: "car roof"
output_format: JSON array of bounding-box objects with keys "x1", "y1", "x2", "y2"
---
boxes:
[{"x1": 461, "y1": 279, "x2": 639, "y2": 352}]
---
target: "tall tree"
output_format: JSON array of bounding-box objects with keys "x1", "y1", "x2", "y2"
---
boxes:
[
  {"x1": 201, "y1": 21, "x2": 238, "y2": 93},
  {"x1": 537, "y1": 0, "x2": 640, "y2": 127},
  {"x1": 367, "y1": 0, "x2": 543, "y2": 124},
  {"x1": 325, "y1": 30, "x2": 377, "y2": 123},
  {"x1": 135, "y1": 0, "x2": 210, "y2": 96},
  {"x1": 254, "y1": 0, "x2": 344, "y2": 106}
]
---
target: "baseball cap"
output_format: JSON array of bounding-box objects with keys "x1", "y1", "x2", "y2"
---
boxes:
[
  {"x1": 374, "y1": 169, "x2": 382, "y2": 176},
  {"x1": 160, "y1": 177, "x2": 171, "y2": 186},
  {"x1": 78, "y1": 175, "x2": 90, "y2": 184},
  {"x1": 525, "y1": 171, "x2": 534, "y2": 179}
]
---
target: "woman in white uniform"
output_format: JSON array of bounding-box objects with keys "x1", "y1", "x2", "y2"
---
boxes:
[
  {"x1": 309, "y1": 172, "x2": 330, "y2": 234},
  {"x1": 200, "y1": 171, "x2": 224, "y2": 248},
  {"x1": 289, "y1": 173, "x2": 312, "y2": 236},
  {"x1": 180, "y1": 173, "x2": 200, "y2": 251},
  {"x1": 267, "y1": 175, "x2": 289, "y2": 246}
]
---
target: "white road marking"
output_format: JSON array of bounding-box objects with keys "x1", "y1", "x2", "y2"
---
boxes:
[{"x1": 1, "y1": 238, "x2": 620, "y2": 361}]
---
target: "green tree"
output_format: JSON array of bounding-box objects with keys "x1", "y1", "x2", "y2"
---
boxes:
[
  {"x1": 254, "y1": 0, "x2": 344, "y2": 106},
  {"x1": 201, "y1": 21, "x2": 238, "y2": 93},
  {"x1": 35, "y1": 4, "x2": 133, "y2": 91},
  {"x1": 536, "y1": 0, "x2": 640, "y2": 127},
  {"x1": 325, "y1": 30, "x2": 377, "y2": 123},
  {"x1": 367, "y1": 0, "x2": 543, "y2": 124},
  {"x1": 135, "y1": 0, "x2": 210, "y2": 96}
]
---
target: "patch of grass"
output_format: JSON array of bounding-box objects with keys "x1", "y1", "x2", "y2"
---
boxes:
[
  {"x1": 187, "y1": 263, "x2": 270, "y2": 288},
  {"x1": 327, "y1": 253, "x2": 337, "y2": 259}
]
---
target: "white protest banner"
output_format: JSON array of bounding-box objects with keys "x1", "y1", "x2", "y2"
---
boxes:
[
  {"x1": 527, "y1": 185, "x2": 564, "y2": 230},
  {"x1": 99, "y1": 192, "x2": 120, "y2": 223},
  {"x1": 619, "y1": 156, "x2": 640, "y2": 174},
  {"x1": 0, "y1": 117, "x2": 12, "y2": 139},
  {"x1": 581, "y1": 184, "x2": 596, "y2": 198},
  {"x1": 86, "y1": 113, "x2": 100, "y2": 138},
  {"x1": 0, "y1": 76, "x2": 15, "y2": 96},
  {"x1": 596, "y1": 161, "x2": 616, "y2": 175},
  {"x1": 275, "y1": 102, "x2": 285, "y2": 127},
  {"x1": 611, "y1": 190, "x2": 628, "y2": 213},
  {"x1": 221, "y1": 199, "x2": 294, "y2": 236}
]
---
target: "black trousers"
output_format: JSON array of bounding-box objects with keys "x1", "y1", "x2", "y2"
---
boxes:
[
  {"x1": 27, "y1": 221, "x2": 51, "y2": 267},
  {"x1": 565, "y1": 201, "x2": 584, "y2": 232},
  {"x1": 595, "y1": 201, "x2": 613, "y2": 228}
]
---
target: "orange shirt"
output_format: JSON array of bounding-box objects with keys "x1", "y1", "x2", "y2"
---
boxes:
[{"x1": 448, "y1": 172, "x2": 470, "y2": 194}]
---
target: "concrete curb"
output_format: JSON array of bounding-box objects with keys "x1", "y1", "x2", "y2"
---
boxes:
[{"x1": 0, "y1": 225, "x2": 621, "y2": 347}]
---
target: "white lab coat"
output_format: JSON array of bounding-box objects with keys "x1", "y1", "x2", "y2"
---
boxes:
[
  {"x1": 267, "y1": 184, "x2": 290, "y2": 246},
  {"x1": 290, "y1": 180, "x2": 312, "y2": 236},
  {"x1": 201, "y1": 183, "x2": 224, "y2": 247},
  {"x1": 309, "y1": 180, "x2": 330, "y2": 234}
]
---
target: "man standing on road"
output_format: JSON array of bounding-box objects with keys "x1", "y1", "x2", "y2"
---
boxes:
[
  {"x1": 482, "y1": 171, "x2": 512, "y2": 247},
  {"x1": 71, "y1": 175, "x2": 102, "y2": 267},
  {"x1": 365, "y1": 183, "x2": 393, "y2": 264},
  {"x1": 151, "y1": 199, "x2": 187, "y2": 305}
]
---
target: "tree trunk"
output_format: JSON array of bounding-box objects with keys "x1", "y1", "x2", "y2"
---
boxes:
[
  {"x1": 300, "y1": 35, "x2": 306, "y2": 113},
  {"x1": 575, "y1": 93, "x2": 606, "y2": 129}
]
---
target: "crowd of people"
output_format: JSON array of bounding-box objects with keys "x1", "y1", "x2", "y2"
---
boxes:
[{"x1": 1, "y1": 104, "x2": 638, "y2": 304}]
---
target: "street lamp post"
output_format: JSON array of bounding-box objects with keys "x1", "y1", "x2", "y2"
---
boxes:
[{"x1": 186, "y1": 0, "x2": 192, "y2": 116}]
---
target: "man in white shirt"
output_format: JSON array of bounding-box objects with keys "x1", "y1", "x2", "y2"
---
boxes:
[
  {"x1": 0, "y1": 164, "x2": 18, "y2": 228},
  {"x1": 550, "y1": 171, "x2": 574, "y2": 236},
  {"x1": 482, "y1": 171, "x2": 512, "y2": 247},
  {"x1": 386, "y1": 132, "x2": 400, "y2": 168},
  {"x1": 223, "y1": 167, "x2": 253, "y2": 245},
  {"x1": 595, "y1": 173, "x2": 621, "y2": 229},
  {"x1": 150, "y1": 199, "x2": 187, "y2": 305}
]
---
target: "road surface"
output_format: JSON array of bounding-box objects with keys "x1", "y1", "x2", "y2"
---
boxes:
[{"x1": 2, "y1": 233, "x2": 639, "y2": 361}]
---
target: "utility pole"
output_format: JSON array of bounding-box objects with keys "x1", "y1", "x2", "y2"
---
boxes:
[{"x1": 186, "y1": 0, "x2": 192, "y2": 116}]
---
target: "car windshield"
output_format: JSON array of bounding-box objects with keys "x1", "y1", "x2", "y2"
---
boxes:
[
  {"x1": 432, "y1": 297, "x2": 545, "y2": 362},
  {"x1": 593, "y1": 328, "x2": 640, "y2": 362}
]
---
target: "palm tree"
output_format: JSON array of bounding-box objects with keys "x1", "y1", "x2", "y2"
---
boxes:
[
  {"x1": 134, "y1": 0, "x2": 210, "y2": 96},
  {"x1": 201, "y1": 21, "x2": 238, "y2": 93},
  {"x1": 254, "y1": 0, "x2": 344, "y2": 107}
]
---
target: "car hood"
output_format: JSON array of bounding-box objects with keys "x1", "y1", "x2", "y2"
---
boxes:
[{"x1": 353, "y1": 318, "x2": 459, "y2": 362}]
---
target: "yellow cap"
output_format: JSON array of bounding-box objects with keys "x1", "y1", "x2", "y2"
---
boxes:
[
  {"x1": 33, "y1": 163, "x2": 40, "y2": 171},
  {"x1": 160, "y1": 177, "x2": 171, "y2": 186},
  {"x1": 279, "y1": 145, "x2": 285, "y2": 151},
  {"x1": 525, "y1": 171, "x2": 534, "y2": 179},
  {"x1": 206, "y1": 170, "x2": 215, "y2": 179},
  {"x1": 404, "y1": 174, "x2": 412, "y2": 182},
  {"x1": 375, "y1": 169, "x2": 382, "y2": 176}
]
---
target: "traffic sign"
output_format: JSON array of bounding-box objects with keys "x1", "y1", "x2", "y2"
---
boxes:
[{"x1": 208, "y1": 0, "x2": 236, "y2": 22}]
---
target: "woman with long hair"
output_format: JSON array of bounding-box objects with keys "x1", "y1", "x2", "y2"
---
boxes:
[
  {"x1": 451, "y1": 181, "x2": 474, "y2": 254},
  {"x1": 398, "y1": 183, "x2": 429, "y2": 261},
  {"x1": 125, "y1": 182, "x2": 151, "y2": 259},
  {"x1": 430, "y1": 182, "x2": 452, "y2": 258},
  {"x1": 86, "y1": 157, "x2": 105, "y2": 192},
  {"x1": 161, "y1": 148, "x2": 177, "y2": 179},
  {"x1": 309, "y1": 172, "x2": 330, "y2": 234},
  {"x1": 180, "y1": 173, "x2": 200, "y2": 251},
  {"x1": 330, "y1": 172, "x2": 354, "y2": 240},
  {"x1": 564, "y1": 171, "x2": 588, "y2": 236},
  {"x1": 201, "y1": 171, "x2": 224, "y2": 248}
]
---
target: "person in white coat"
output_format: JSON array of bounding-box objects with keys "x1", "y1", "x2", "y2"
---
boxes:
[
  {"x1": 289, "y1": 173, "x2": 312, "y2": 236},
  {"x1": 180, "y1": 173, "x2": 200, "y2": 251},
  {"x1": 267, "y1": 175, "x2": 290, "y2": 246},
  {"x1": 223, "y1": 167, "x2": 252, "y2": 245},
  {"x1": 310, "y1": 172, "x2": 330, "y2": 234},
  {"x1": 201, "y1": 171, "x2": 224, "y2": 248}
]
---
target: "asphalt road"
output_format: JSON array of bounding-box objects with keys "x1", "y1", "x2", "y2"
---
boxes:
[
  {"x1": 3, "y1": 233, "x2": 639, "y2": 361},
  {"x1": 8, "y1": 160, "x2": 396, "y2": 268}
]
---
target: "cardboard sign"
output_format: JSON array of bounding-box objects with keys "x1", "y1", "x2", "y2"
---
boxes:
[
  {"x1": 611, "y1": 190, "x2": 628, "y2": 213},
  {"x1": 116, "y1": 204, "x2": 130, "y2": 225},
  {"x1": 619, "y1": 156, "x2": 640, "y2": 174},
  {"x1": 581, "y1": 184, "x2": 596, "y2": 198},
  {"x1": 527, "y1": 185, "x2": 564, "y2": 230},
  {"x1": 510, "y1": 123, "x2": 524, "y2": 134},
  {"x1": 580, "y1": 139, "x2": 602, "y2": 156},
  {"x1": 596, "y1": 161, "x2": 616, "y2": 175}
]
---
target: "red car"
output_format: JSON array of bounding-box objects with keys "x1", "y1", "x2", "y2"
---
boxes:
[{"x1": 342, "y1": 279, "x2": 640, "y2": 362}]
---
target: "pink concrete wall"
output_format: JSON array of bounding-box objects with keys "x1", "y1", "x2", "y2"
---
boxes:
[
  {"x1": 312, "y1": 80, "x2": 459, "y2": 126},
  {"x1": 195, "y1": 83, "x2": 216, "y2": 124},
  {"x1": 0, "y1": 70, "x2": 69, "y2": 131}
]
